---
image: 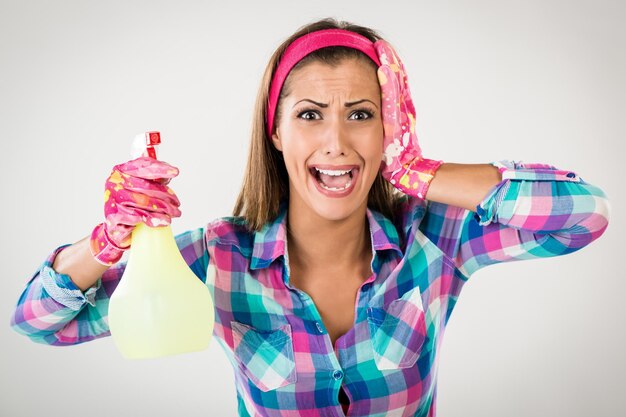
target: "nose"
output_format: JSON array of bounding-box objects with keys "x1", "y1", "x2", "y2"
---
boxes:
[{"x1": 321, "y1": 118, "x2": 350, "y2": 157}]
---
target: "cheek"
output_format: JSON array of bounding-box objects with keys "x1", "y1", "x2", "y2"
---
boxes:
[
  {"x1": 360, "y1": 132, "x2": 384, "y2": 162},
  {"x1": 361, "y1": 135, "x2": 384, "y2": 180},
  {"x1": 279, "y1": 137, "x2": 314, "y2": 177},
  {"x1": 362, "y1": 120, "x2": 384, "y2": 150},
  {"x1": 280, "y1": 125, "x2": 320, "y2": 154}
]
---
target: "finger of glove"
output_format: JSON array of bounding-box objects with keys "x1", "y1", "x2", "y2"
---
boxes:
[
  {"x1": 105, "y1": 174, "x2": 181, "y2": 207},
  {"x1": 377, "y1": 66, "x2": 405, "y2": 173},
  {"x1": 378, "y1": 67, "x2": 405, "y2": 136},
  {"x1": 378, "y1": 66, "x2": 402, "y2": 131},
  {"x1": 378, "y1": 65, "x2": 423, "y2": 169},
  {"x1": 107, "y1": 203, "x2": 176, "y2": 229},
  {"x1": 374, "y1": 40, "x2": 416, "y2": 113},
  {"x1": 104, "y1": 221, "x2": 135, "y2": 248},
  {"x1": 119, "y1": 204, "x2": 175, "y2": 227},
  {"x1": 103, "y1": 205, "x2": 143, "y2": 248},
  {"x1": 375, "y1": 41, "x2": 426, "y2": 175},
  {"x1": 105, "y1": 170, "x2": 180, "y2": 205},
  {"x1": 114, "y1": 156, "x2": 180, "y2": 181},
  {"x1": 374, "y1": 40, "x2": 411, "y2": 96},
  {"x1": 104, "y1": 206, "x2": 173, "y2": 248},
  {"x1": 106, "y1": 188, "x2": 182, "y2": 218},
  {"x1": 374, "y1": 39, "x2": 401, "y2": 68}
]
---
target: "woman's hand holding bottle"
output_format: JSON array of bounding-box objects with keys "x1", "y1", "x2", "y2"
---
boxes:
[{"x1": 90, "y1": 156, "x2": 182, "y2": 265}]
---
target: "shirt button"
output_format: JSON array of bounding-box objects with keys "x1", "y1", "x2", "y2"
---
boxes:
[
  {"x1": 332, "y1": 370, "x2": 344, "y2": 380},
  {"x1": 315, "y1": 321, "x2": 324, "y2": 334}
]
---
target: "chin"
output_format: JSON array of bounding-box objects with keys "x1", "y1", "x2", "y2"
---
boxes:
[{"x1": 308, "y1": 199, "x2": 366, "y2": 223}]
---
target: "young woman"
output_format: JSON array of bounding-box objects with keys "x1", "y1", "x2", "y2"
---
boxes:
[{"x1": 10, "y1": 18, "x2": 610, "y2": 417}]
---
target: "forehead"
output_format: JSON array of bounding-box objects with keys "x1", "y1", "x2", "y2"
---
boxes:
[{"x1": 283, "y1": 58, "x2": 380, "y2": 99}]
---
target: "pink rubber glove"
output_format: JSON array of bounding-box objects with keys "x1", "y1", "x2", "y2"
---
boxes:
[
  {"x1": 90, "y1": 156, "x2": 182, "y2": 265},
  {"x1": 374, "y1": 39, "x2": 443, "y2": 199}
]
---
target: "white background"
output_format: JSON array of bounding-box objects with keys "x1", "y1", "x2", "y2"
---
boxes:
[{"x1": 1, "y1": 0, "x2": 623, "y2": 416}]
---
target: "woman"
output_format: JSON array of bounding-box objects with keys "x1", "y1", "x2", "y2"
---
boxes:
[{"x1": 10, "y1": 18, "x2": 610, "y2": 417}]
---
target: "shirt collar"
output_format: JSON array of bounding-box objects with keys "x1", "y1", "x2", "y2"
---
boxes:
[{"x1": 250, "y1": 203, "x2": 403, "y2": 270}]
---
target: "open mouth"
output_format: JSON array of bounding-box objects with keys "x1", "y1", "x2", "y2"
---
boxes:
[{"x1": 308, "y1": 165, "x2": 359, "y2": 195}]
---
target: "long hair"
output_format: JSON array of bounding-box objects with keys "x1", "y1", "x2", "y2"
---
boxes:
[{"x1": 233, "y1": 18, "x2": 403, "y2": 231}]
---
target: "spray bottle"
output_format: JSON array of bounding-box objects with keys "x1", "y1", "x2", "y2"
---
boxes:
[{"x1": 107, "y1": 131, "x2": 214, "y2": 359}]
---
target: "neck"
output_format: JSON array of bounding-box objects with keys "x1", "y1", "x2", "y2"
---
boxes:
[{"x1": 286, "y1": 200, "x2": 371, "y2": 271}]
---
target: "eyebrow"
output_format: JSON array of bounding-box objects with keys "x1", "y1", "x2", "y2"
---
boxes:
[{"x1": 292, "y1": 98, "x2": 378, "y2": 109}]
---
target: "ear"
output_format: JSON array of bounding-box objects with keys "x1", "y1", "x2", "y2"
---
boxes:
[{"x1": 271, "y1": 131, "x2": 283, "y2": 152}]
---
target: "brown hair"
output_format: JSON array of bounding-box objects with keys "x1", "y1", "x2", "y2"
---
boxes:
[{"x1": 233, "y1": 18, "x2": 403, "y2": 231}]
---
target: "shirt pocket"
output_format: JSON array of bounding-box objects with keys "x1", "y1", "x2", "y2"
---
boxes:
[
  {"x1": 230, "y1": 321, "x2": 297, "y2": 392},
  {"x1": 366, "y1": 286, "x2": 427, "y2": 370}
]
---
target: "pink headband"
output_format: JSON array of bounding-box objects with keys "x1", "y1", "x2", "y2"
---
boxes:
[{"x1": 266, "y1": 28, "x2": 382, "y2": 137}]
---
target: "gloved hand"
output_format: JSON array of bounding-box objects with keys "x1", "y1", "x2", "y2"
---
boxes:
[
  {"x1": 374, "y1": 39, "x2": 443, "y2": 199},
  {"x1": 90, "y1": 156, "x2": 182, "y2": 265}
]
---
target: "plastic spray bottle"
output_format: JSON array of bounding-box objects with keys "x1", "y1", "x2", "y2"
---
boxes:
[{"x1": 107, "y1": 131, "x2": 214, "y2": 359}]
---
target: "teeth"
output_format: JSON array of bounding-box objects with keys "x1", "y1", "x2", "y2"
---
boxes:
[
  {"x1": 318, "y1": 179, "x2": 352, "y2": 191},
  {"x1": 314, "y1": 167, "x2": 352, "y2": 176}
]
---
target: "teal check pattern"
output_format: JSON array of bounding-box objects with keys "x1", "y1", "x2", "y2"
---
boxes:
[{"x1": 11, "y1": 160, "x2": 610, "y2": 416}]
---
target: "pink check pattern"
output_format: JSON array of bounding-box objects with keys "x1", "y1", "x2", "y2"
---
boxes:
[{"x1": 11, "y1": 160, "x2": 610, "y2": 416}]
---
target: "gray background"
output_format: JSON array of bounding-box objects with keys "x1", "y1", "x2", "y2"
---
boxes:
[{"x1": 1, "y1": 0, "x2": 623, "y2": 416}]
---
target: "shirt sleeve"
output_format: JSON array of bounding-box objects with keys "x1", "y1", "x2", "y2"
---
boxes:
[
  {"x1": 9, "y1": 227, "x2": 209, "y2": 346},
  {"x1": 419, "y1": 160, "x2": 611, "y2": 279}
]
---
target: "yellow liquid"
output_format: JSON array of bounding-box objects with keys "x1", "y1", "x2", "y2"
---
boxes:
[{"x1": 108, "y1": 223, "x2": 214, "y2": 359}]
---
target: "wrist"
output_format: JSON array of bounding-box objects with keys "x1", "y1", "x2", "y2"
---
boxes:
[
  {"x1": 390, "y1": 157, "x2": 444, "y2": 199},
  {"x1": 89, "y1": 223, "x2": 127, "y2": 266}
]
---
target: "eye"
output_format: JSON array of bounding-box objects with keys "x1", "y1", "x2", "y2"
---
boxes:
[
  {"x1": 349, "y1": 109, "x2": 374, "y2": 120},
  {"x1": 297, "y1": 109, "x2": 322, "y2": 120}
]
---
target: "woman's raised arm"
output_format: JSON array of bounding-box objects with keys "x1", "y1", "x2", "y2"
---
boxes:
[
  {"x1": 419, "y1": 160, "x2": 610, "y2": 278},
  {"x1": 424, "y1": 162, "x2": 503, "y2": 211}
]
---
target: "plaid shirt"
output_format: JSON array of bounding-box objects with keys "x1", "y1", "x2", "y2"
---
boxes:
[{"x1": 10, "y1": 160, "x2": 610, "y2": 417}]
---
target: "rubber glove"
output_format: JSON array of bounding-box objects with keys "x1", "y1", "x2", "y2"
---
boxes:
[
  {"x1": 90, "y1": 156, "x2": 181, "y2": 265},
  {"x1": 374, "y1": 39, "x2": 443, "y2": 199}
]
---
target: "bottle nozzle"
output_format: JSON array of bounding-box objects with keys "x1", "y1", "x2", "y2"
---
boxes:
[{"x1": 131, "y1": 131, "x2": 161, "y2": 159}]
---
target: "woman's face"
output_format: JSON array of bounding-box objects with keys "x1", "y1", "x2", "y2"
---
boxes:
[{"x1": 272, "y1": 57, "x2": 384, "y2": 223}]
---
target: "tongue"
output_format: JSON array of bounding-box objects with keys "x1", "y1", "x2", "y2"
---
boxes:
[{"x1": 319, "y1": 172, "x2": 351, "y2": 188}]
